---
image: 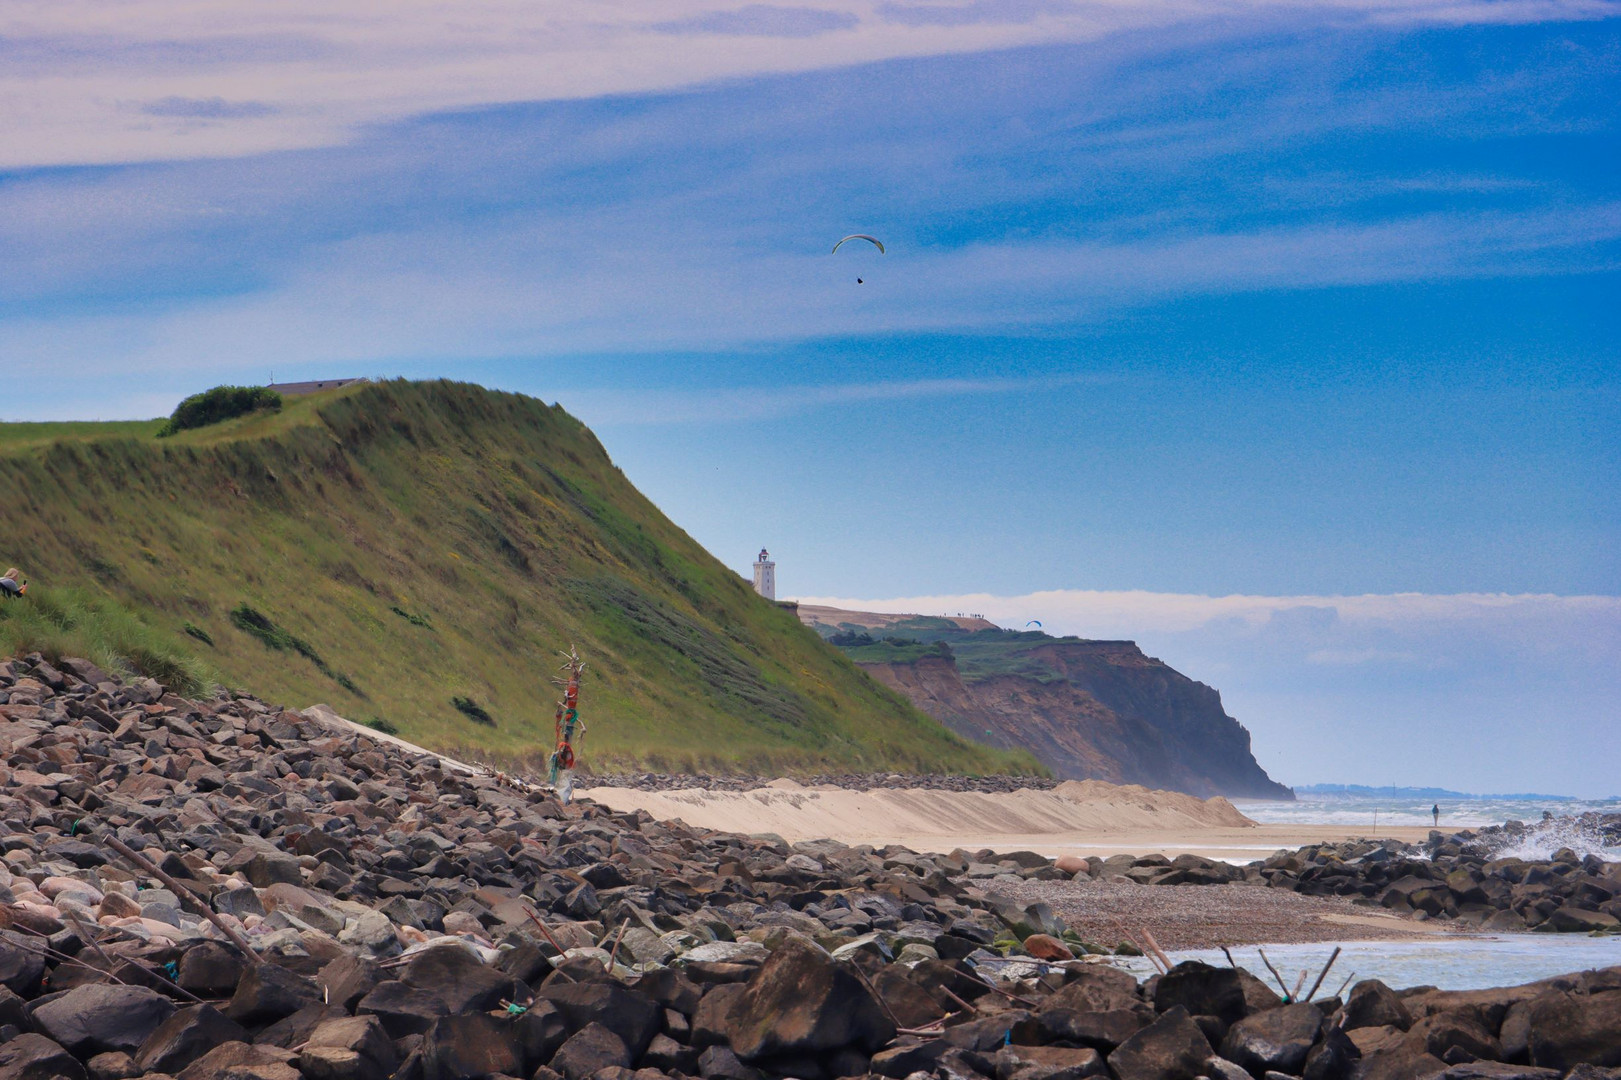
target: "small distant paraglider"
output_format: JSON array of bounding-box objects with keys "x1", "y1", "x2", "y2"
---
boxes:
[
  {"x1": 1025, "y1": 620, "x2": 1042, "y2": 628},
  {"x1": 833, "y1": 234, "x2": 884, "y2": 284}
]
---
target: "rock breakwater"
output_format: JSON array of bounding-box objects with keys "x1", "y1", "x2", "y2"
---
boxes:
[
  {"x1": 1, "y1": 652, "x2": 1619, "y2": 1080},
  {"x1": 1057, "y1": 833, "x2": 1621, "y2": 935}
]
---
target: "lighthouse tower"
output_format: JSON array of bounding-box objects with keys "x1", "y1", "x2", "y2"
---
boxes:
[{"x1": 752, "y1": 549, "x2": 776, "y2": 600}]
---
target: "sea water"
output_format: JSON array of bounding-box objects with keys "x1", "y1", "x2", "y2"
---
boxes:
[
  {"x1": 1143, "y1": 795, "x2": 1621, "y2": 991},
  {"x1": 1115, "y1": 934, "x2": 1621, "y2": 992},
  {"x1": 1230, "y1": 793, "x2": 1621, "y2": 858}
]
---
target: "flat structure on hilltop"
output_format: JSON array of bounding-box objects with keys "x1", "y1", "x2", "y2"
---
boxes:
[{"x1": 266, "y1": 378, "x2": 368, "y2": 396}]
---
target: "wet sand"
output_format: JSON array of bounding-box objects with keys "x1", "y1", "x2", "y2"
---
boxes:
[{"x1": 988, "y1": 876, "x2": 1457, "y2": 950}]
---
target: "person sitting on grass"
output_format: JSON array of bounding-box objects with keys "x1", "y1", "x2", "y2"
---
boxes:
[{"x1": 0, "y1": 568, "x2": 26, "y2": 599}]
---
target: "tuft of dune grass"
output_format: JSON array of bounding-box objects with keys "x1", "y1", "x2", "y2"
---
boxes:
[{"x1": 0, "y1": 585, "x2": 217, "y2": 695}]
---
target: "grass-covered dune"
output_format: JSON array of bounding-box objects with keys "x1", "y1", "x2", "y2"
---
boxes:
[{"x1": 0, "y1": 380, "x2": 1033, "y2": 776}]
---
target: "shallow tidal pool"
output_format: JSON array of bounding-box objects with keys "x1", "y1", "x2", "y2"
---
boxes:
[{"x1": 1116, "y1": 933, "x2": 1621, "y2": 992}]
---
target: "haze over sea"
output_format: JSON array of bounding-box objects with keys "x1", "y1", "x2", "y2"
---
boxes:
[{"x1": 1235, "y1": 793, "x2": 1621, "y2": 856}]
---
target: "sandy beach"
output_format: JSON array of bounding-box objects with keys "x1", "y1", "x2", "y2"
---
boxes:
[{"x1": 581, "y1": 779, "x2": 1433, "y2": 861}]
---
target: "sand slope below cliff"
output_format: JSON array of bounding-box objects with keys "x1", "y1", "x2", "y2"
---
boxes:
[{"x1": 581, "y1": 777, "x2": 1255, "y2": 850}]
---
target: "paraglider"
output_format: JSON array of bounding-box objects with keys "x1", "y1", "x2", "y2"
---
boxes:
[
  {"x1": 832, "y1": 234, "x2": 885, "y2": 255},
  {"x1": 833, "y1": 234, "x2": 884, "y2": 284},
  {"x1": 1025, "y1": 620, "x2": 1042, "y2": 628}
]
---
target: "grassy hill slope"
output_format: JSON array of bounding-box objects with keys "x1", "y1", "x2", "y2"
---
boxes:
[{"x1": 0, "y1": 380, "x2": 1029, "y2": 775}]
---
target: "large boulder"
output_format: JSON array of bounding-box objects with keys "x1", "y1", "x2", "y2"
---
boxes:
[
  {"x1": 1527, "y1": 990, "x2": 1621, "y2": 1070},
  {"x1": 1154, "y1": 962, "x2": 1248, "y2": 1026},
  {"x1": 177, "y1": 943, "x2": 247, "y2": 998},
  {"x1": 1106, "y1": 1006, "x2": 1215, "y2": 1080},
  {"x1": 355, "y1": 981, "x2": 449, "y2": 1038},
  {"x1": 1302, "y1": 1025, "x2": 1361, "y2": 1080},
  {"x1": 1344, "y1": 980, "x2": 1414, "y2": 1031},
  {"x1": 1049, "y1": 965, "x2": 1143, "y2": 1015},
  {"x1": 721, "y1": 938, "x2": 895, "y2": 1061},
  {"x1": 511, "y1": 1001, "x2": 571, "y2": 1072},
  {"x1": 872, "y1": 1039, "x2": 952, "y2": 1078},
  {"x1": 994, "y1": 1043, "x2": 1105, "y2": 1079},
  {"x1": 0, "y1": 938, "x2": 46, "y2": 997},
  {"x1": 1409, "y1": 1010, "x2": 1501, "y2": 1062},
  {"x1": 421, "y1": 1013, "x2": 521, "y2": 1080},
  {"x1": 32, "y1": 984, "x2": 178, "y2": 1056},
  {"x1": 226, "y1": 963, "x2": 322, "y2": 1027},
  {"x1": 133, "y1": 1005, "x2": 251, "y2": 1074},
  {"x1": 1028, "y1": 1008, "x2": 1147, "y2": 1053},
  {"x1": 549, "y1": 1022, "x2": 630, "y2": 1080},
  {"x1": 1544, "y1": 907, "x2": 1621, "y2": 933},
  {"x1": 533, "y1": 980, "x2": 661, "y2": 1058},
  {"x1": 1219, "y1": 1002, "x2": 1323, "y2": 1076},
  {"x1": 1353, "y1": 1045, "x2": 1448, "y2": 1080},
  {"x1": 297, "y1": 1016, "x2": 399, "y2": 1080},
  {"x1": 400, "y1": 944, "x2": 519, "y2": 1014},
  {"x1": 0, "y1": 1034, "x2": 88, "y2": 1080}
]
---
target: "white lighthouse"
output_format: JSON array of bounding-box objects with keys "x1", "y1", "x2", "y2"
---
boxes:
[{"x1": 752, "y1": 549, "x2": 776, "y2": 600}]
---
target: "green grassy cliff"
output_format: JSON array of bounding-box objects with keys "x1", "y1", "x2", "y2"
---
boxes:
[{"x1": 0, "y1": 380, "x2": 1030, "y2": 775}]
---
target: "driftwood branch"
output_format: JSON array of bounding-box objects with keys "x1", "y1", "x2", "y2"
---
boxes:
[
  {"x1": 1304, "y1": 946, "x2": 1342, "y2": 1002},
  {"x1": 1257, "y1": 947, "x2": 1292, "y2": 1002},
  {"x1": 99, "y1": 832, "x2": 262, "y2": 966}
]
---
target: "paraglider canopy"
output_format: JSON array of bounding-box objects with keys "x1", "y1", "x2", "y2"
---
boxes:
[
  {"x1": 832, "y1": 234, "x2": 885, "y2": 255},
  {"x1": 1025, "y1": 620, "x2": 1042, "y2": 628}
]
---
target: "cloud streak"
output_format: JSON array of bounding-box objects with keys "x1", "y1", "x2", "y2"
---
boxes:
[{"x1": 3, "y1": 0, "x2": 1617, "y2": 167}]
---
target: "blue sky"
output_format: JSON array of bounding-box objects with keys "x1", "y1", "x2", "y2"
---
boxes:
[{"x1": 3, "y1": 0, "x2": 1617, "y2": 793}]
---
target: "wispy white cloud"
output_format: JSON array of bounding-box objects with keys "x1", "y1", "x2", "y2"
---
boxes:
[
  {"x1": 3, "y1": 0, "x2": 1616, "y2": 168},
  {"x1": 549, "y1": 372, "x2": 1121, "y2": 425},
  {"x1": 4, "y1": 201, "x2": 1614, "y2": 378},
  {"x1": 654, "y1": 5, "x2": 861, "y2": 36},
  {"x1": 793, "y1": 588, "x2": 1621, "y2": 638}
]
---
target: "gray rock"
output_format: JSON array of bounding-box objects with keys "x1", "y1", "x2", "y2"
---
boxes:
[
  {"x1": 177, "y1": 943, "x2": 248, "y2": 998},
  {"x1": 421, "y1": 1013, "x2": 520, "y2": 1080},
  {"x1": 1154, "y1": 962, "x2": 1248, "y2": 1026},
  {"x1": 226, "y1": 962, "x2": 322, "y2": 1027},
  {"x1": 1103, "y1": 1006, "x2": 1214, "y2": 1080},
  {"x1": 721, "y1": 937, "x2": 895, "y2": 1060},
  {"x1": 1343, "y1": 979, "x2": 1414, "y2": 1032},
  {"x1": 0, "y1": 1033, "x2": 89, "y2": 1080},
  {"x1": 1219, "y1": 1002, "x2": 1323, "y2": 1076},
  {"x1": 133, "y1": 1005, "x2": 251, "y2": 1074},
  {"x1": 33, "y1": 983, "x2": 178, "y2": 1056},
  {"x1": 549, "y1": 1022, "x2": 630, "y2": 1080},
  {"x1": 1527, "y1": 989, "x2": 1621, "y2": 1071},
  {"x1": 533, "y1": 981, "x2": 661, "y2": 1058}
]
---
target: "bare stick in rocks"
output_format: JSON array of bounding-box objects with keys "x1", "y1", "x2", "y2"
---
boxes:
[
  {"x1": 1258, "y1": 947, "x2": 1292, "y2": 1001},
  {"x1": 850, "y1": 958, "x2": 905, "y2": 1030},
  {"x1": 1126, "y1": 931, "x2": 1164, "y2": 974},
  {"x1": 101, "y1": 831, "x2": 262, "y2": 965},
  {"x1": 937, "y1": 984, "x2": 981, "y2": 1016},
  {"x1": 60, "y1": 909, "x2": 206, "y2": 1004},
  {"x1": 523, "y1": 906, "x2": 576, "y2": 981},
  {"x1": 1221, "y1": 946, "x2": 1238, "y2": 968},
  {"x1": 1141, "y1": 928, "x2": 1174, "y2": 973},
  {"x1": 1303, "y1": 946, "x2": 1342, "y2": 1002},
  {"x1": 605, "y1": 921, "x2": 628, "y2": 971}
]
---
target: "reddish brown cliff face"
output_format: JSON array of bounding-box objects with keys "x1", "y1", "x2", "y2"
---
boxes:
[{"x1": 858, "y1": 644, "x2": 1291, "y2": 800}]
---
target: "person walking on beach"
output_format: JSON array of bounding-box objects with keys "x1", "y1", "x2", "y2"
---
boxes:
[{"x1": 1432, "y1": 803, "x2": 1440, "y2": 827}]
